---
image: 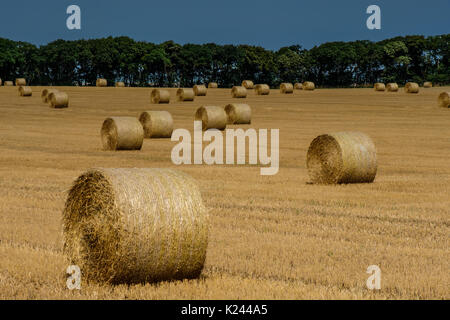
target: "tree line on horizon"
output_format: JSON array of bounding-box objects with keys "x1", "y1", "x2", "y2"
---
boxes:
[{"x1": 0, "y1": 34, "x2": 448, "y2": 88}]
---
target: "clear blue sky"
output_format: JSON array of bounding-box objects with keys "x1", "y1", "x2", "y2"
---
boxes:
[{"x1": 0, "y1": 0, "x2": 448, "y2": 50}]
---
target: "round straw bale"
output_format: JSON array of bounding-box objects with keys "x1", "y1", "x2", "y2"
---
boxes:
[
  {"x1": 224, "y1": 103, "x2": 251, "y2": 125},
  {"x1": 302, "y1": 81, "x2": 315, "y2": 90},
  {"x1": 18, "y1": 86, "x2": 32, "y2": 97},
  {"x1": 176, "y1": 88, "x2": 195, "y2": 101},
  {"x1": 255, "y1": 84, "x2": 270, "y2": 95},
  {"x1": 231, "y1": 86, "x2": 247, "y2": 98},
  {"x1": 151, "y1": 89, "x2": 170, "y2": 104},
  {"x1": 242, "y1": 80, "x2": 254, "y2": 89},
  {"x1": 96, "y1": 78, "x2": 107, "y2": 87},
  {"x1": 208, "y1": 82, "x2": 218, "y2": 88},
  {"x1": 404, "y1": 82, "x2": 419, "y2": 93},
  {"x1": 0, "y1": 79, "x2": 2, "y2": 86},
  {"x1": 193, "y1": 84, "x2": 207, "y2": 96},
  {"x1": 115, "y1": 82, "x2": 125, "y2": 87},
  {"x1": 374, "y1": 83, "x2": 386, "y2": 91},
  {"x1": 386, "y1": 83, "x2": 399, "y2": 92},
  {"x1": 48, "y1": 92, "x2": 69, "y2": 108},
  {"x1": 280, "y1": 83, "x2": 294, "y2": 94},
  {"x1": 139, "y1": 111, "x2": 174, "y2": 138},
  {"x1": 15, "y1": 78, "x2": 26, "y2": 86},
  {"x1": 438, "y1": 92, "x2": 450, "y2": 108},
  {"x1": 101, "y1": 117, "x2": 144, "y2": 150},
  {"x1": 4, "y1": 81, "x2": 13, "y2": 86},
  {"x1": 294, "y1": 83, "x2": 303, "y2": 90},
  {"x1": 41, "y1": 88, "x2": 59, "y2": 103},
  {"x1": 423, "y1": 82, "x2": 432, "y2": 88},
  {"x1": 306, "y1": 131, "x2": 377, "y2": 184},
  {"x1": 63, "y1": 168, "x2": 208, "y2": 284},
  {"x1": 195, "y1": 106, "x2": 227, "y2": 131}
]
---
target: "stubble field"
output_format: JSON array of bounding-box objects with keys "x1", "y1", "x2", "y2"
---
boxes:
[{"x1": 0, "y1": 85, "x2": 449, "y2": 299}]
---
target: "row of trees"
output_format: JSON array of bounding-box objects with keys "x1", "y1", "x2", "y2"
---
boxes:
[{"x1": 0, "y1": 34, "x2": 448, "y2": 88}]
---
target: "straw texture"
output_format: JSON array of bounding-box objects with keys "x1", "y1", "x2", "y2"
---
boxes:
[
  {"x1": 404, "y1": 82, "x2": 419, "y2": 93},
  {"x1": 193, "y1": 85, "x2": 207, "y2": 96},
  {"x1": 224, "y1": 103, "x2": 251, "y2": 124},
  {"x1": 195, "y1": 106, "x2": 227, "y2": 130},
  {"x1": 302, "y1": 81, "x2": 315, "y2": 90},
  {"x1": 242, "y1": 80, "x2": 254, "y2": 89},
  {"x1": 48, "y1": 92, "x2": 69, "y2": 108},
  {"x1": 139, "y1": 111, "x2": 174, "y2": 138},
  {"x1": 101, "y1": 117, "x2": 144, "y2": 150},
  {"x1": 63, "y1": 168, "x2": 209, "y2": 284},
  {"x1": 438, "y1": 92, "x2": 450, "y2": 108},
  {"x1": 177, "y1": 88, "x2": 195, "y2": 101},
  {"x1": 307, "y1": 132, "x2": 377, "y2": 184},
  {"x1": 231, "y1": 86, "x2": 247, "y2": 98},
  {"x1": 151, "y1": 89, "x2": 170, "y2": 104},
  {"x1": 96, "y1": 79, "x2": 107, "y2": 87},
  {"x1": 280, "y1": 83, "x2": 294, "y2": 94},
  {"x1": 18, "y1": 86, "x2": 32, "y2": 97},
  {"x1": 374, "y1": 83, "x2": 386, "y2": 91},
  {"x1": 386, "y1": 83, "x2": 399, "y2": 92},
  {"x1": 255, "y1": 84, "x2": 270, "y2": 95}
]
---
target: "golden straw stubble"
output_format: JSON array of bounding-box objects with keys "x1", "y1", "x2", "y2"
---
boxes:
[
  {"x1": 224, "y1": 103, "x2": 251, "y2": 124},
  {"x1": 63, "y1": 168, "x2": 209, "y2": 284},
  {"x1": 18, "y1": 86, "x2": 32, "y2": 97},
  {"x1": 193, "y1": 84, "x2": 207, "y2": 96},
  {"x1": 48, "y1": 92, "x2": 69, "y2": 108},
  {"x1": 307, "y1": 132, "x2": 377, "y2": 184},
  {"x1": 151, "y1": 89, "x2": 170, "y2": 104},
  {"x1": 195, "y1": 106, "x2": 227, "y2": 130},
  {"x1": 101, "y1": 117, "x2": 144, "y2": 150},
  {"x1": 438, "y1": 92, "x2": 450, "y2": 108},
  {"x1": 139, "y1": 111, "x2": 174, "y2": 138}
]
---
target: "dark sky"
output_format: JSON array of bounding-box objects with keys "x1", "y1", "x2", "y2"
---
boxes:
[{"x1": 0, "y1": 0, "x2": 448, "y2": 49}]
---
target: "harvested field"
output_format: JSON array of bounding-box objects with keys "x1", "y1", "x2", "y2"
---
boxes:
[{"x1": 0, "y1": 85, "x2": 449, "y2": 299}]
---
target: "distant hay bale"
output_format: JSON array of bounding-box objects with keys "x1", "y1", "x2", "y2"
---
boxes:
[
  {"x1": 0, "y1": 79, "x2": 2, "y2": 86},
  {"x1": 280, "y1": 83, "x2": 294, "y2": 94},
  {"x1": 374, "y1": 83, "x2": 386, "y2": 91},
  {"x1": 96, "y1": 79, "x2": 107, "y2": 87},
  {"x1": 306, "y1": 131, "x2": 377, "y2": 184},
  {"x1": 231, "y1": 86, "x2": 247, "y2": 98},
  {"x1": 63, "y1": 168, "x2": 208, "y2": 284},
  {"x1": 176, "y1": 88, "x2": 195, "y2": 101},
  {"x1": 294, "y1": 83, "x2": 303, "y2": 90},
  {"x1": 438, "y1": 92, "x2": 450, "y2": 108},
  {"x1": 224, "y1": 103, "x2": 251, "y2": 124},
  {"x1": 18, "y1": 86, "x2": 32, "y2": 97},
  {"x1": 404, "y1": 82, "x2": 419, "y2": 93},
  {"x1": 302, "y1": 81, "x2": 315, "y2": 90},
  {"x1": 48, "y1": 92, "x2": 69, "y2": 108},
  {"x1": 208, "y1": 82, "x2": 218, "y2": 88},
  {"x1": 255, "y1": 84, "x2": 270, "y2": 95},
  {"x1": 423, "y1": 82, "x2": 432, "y2": 88},
  {"x1": 193, "y1": 84, "x2": 207, "y2": 96},
  {"x1": 139, "y1": 111, "x2": 173, "y2": 138},
  {"x1": 195, "y1": 106, "x2": 227, "y2": 130},
  {"x1": 4, "y1": 81, "x2": 13, "y2": 86},
  {"x1": 151, "y1": 89, "x2": 170, "y2": 104},
  {"x1": 386, "y1": 83, "x2": 399, "y2": 92},
  {"x1": 101, "y1": 117, "x2": 143, "y2": 150},
  {"x1": 41, "y1": 88, "x2": 59, "y2": 103},
  {"x1": 242, "y1": 80, "x2": 254, "y2": 89},
  {"x1": 15, "y1": 78, "x2": 26, "y2": 86},
  {"x1": 115, "y1": 82, "x2": 125, "y2": 87}
]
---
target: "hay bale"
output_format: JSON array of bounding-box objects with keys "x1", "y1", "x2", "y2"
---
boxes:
[
  {"x1": 176, "y1": 88, "x2": 195, "y2": 101},
  {"x1": 4, "y1": 81, "x2": 13, "y2": 86},
  {"x1": 115, "y1": 82, "x2": 125, "y2": 87},
  {"x1": 193, "y1": 84, "x2": 207, "y2": 96},
  {"x1": 438, "y1": 92, "x2": 450, "y2": 108},
  {"x1": 195, "y1": 106, "x2": 227, "y2": 130},
  {"x1": 15, "y1": 78, "x2": 26, "y2": 86},
  {"x1": 41, "y1": 88, "x2": 59, "y2": 103},
  {"x1": 101, "y1": 117, "x2": 143, "y2": 150},
  {"x1": 224, "y1": 103, "x2": 251, "y2": 125},
  {"x1": 404, "y1": 82, "x2": 419, "y2": 93},
  {"x1": 18, "y1": 86, "x2": 32, "y2": 97},
  {"x1": 48, "y1": 92, "x2": 69, "y2": 108},
  {"x1": 63, "y1": 168, "x2": 208, "y2": 284},
  {"x1": 231, "y1": 86, "x2": 247, "y2": 98},
  {"x1": 242, "y1": 80, "x2": 254, "y2": 89},
  {"x1": 302, "y1": 81, "x2": 315, "y2": 90},
  {"x1": 423, "y1": 82, "x2": 432, "y2": 88},
  {"x1": 386, "y1": 83, "x2": 399, "y2": 92},
  {"x1": 96, "y1": 78, "x2": 107, "y2": 87},
  {"x1": 306, "y1": 132, "x2": 377, "y2": 184},
  {"x1": 294, "y1": 83, "x2": 303, "y2": 90},
  {"x1": 374, "y1": 83, "x2": 386, "y2": 91},
  {"x1": 151, "y1": 89, "x2": 170, "y2": 104},
  {"x1": 208, "y1": 82, "x2": 218, "y2": 88},
  {"x1": 0, "y1": 78, "x2": 2, "y2": 86},
  {"x1": 139, "y1": 111, "x2": 174, "y2": 138},
  {"x1": 280, "y1": 83, "x2": 294, "y2": 94},
  {"x1": 255, "y1": 84, "x2": 270, "y2": 95}
]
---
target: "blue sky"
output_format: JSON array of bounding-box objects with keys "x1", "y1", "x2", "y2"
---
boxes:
[{"x1": 0, "y1": 0, "x2": 448, "y2": 49}]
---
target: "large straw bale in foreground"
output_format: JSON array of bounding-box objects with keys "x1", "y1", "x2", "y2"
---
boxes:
[
  {"x1": 374, "y1": 83, "x2": 385, "y2": 91},
  {"x1": 101, "y1": 117, "x2": 143, "y2": 150},
  {"x1": 195, "y1": 106, "x2": 227, "y2": 130},
  {"x1": 423, "y1": 82, "x2": 432, "y2": 88},
  {"x1": 96, "y1": 78, "x2": 107, "y2": 87},
  {"x1": 177, "y1": 88, "x2": 195, "y2": 101},
  {"x1": 231, "y1": 86, "x2": 247, "y2": 98},
  {"x1": 307, "y1": 132, "x2": 377, "y2": 184},
  {"x1": 151, "y1": 89, "x2": 170, "y2": 104},
  {"x1": 280, "y1": 83, "x2": 294, "y2": 94},
  {"x1": 18, "y1": 86, "x2": 32, "y2": 96},
  {"x1": 208, "y1": 82, "x2": 218, "y2": 88},
  {"x1": 193, "y1": 84, "x2": 207, "y2": 96},
  {"x1": 224, "y1": 103, "x2": 251, "y2": 124},
  {"x1": 41, "y1": 88, "x2": 59, "y2": 103},
  {"x1": 255, "y1": 84, "x2": 270, "y2": 95},
  {"x1": 438, "y1": 92, "x2": 450, "y2": 108},
  {"x1": 404, "y1": 82, "x2": 419, "y2": 93},
  {"x1": 63, "y1": 168, "x2": 208, "y2": 284},
  {"x1": 15, "y1": 78, "x2": 26, "y2": 86},
  {"x1": 386, "y1": 83, "x2": 399, "y2": 92},
  {"x1": 48, "y1": 92, "x2": 69, "y2": 108},
  {"x1": 242, "y1": 80, "x2": 254, "y2": 89},
  {"x1": 139, "y1": 111, "x2": 173, "y2": 138},
  {"x1": 302, "y1": 81, "x2": 315, "y2": 90}
]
